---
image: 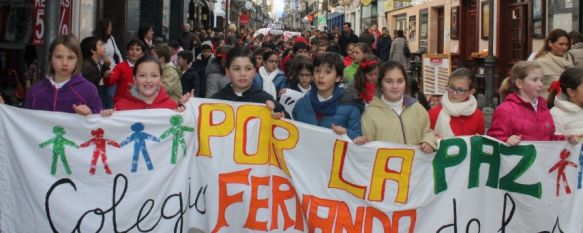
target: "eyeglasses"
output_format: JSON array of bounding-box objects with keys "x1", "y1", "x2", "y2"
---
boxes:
[
  {"x1": 267, "y1": 60, "x2": 278, "y2": 64},
  {"x1": 447, "y1": 85, "x2": 469, "y2": 94}
]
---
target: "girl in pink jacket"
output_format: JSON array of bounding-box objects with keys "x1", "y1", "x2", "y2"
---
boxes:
[{"x1": 488, "y1": 61, "x2": 577, "y2": 145}]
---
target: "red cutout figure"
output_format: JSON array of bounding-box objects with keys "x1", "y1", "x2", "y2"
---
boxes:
[
  {"x1": 549, "y1": 149, "x2": 578, "y2": 196},
  {"x1": 80, "y1": 128, "x2": 120, "y2": 175}
]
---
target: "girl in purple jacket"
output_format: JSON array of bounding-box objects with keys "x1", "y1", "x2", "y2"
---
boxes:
[
  {"x1": 488, "y1": 61, "x2": 577, "y2": 145},
  {"x1": 23, "y1": 35, "x2": 102, "y2": 115}
]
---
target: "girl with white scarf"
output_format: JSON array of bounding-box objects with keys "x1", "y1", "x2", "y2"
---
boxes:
[
  {"x1": 429, "y1": 68, "x2": 485, "y2": 138},
  {"x1": 253, "y1": 51, "x2": 286, "y2": 99}
]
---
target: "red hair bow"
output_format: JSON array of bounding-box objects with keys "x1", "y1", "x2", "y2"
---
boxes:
[
  {"x1": 547, "y1": 80, "x2": 561, "y2": 94},
  {"x1": 216, "y1": 52, "x2": 227, "y2": 60},
  {"x1": 359, "y1": 60, "x2": 379, "y2": 70}
]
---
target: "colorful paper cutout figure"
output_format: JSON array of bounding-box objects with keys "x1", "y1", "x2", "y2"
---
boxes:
[
  {"x1": 39, "y1": 126, "x2": 79, "y2": 175},
  {"x1": 160, "y1": 115, "x2": 194, "y2": 164},
  {"x1": 120, "y1": 123, "x2": 160, "y2": 173},
  {"x1": 80, "y1": 128, "x2": 120, "y2": 175},
  {"x1": 549, "y1": 149, "x2": 577, "y2": 196}
]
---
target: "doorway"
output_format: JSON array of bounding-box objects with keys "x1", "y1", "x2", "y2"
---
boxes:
[
  {"x1": 460, "y1": 0, "x2": 478, "y2": 61},
  {"x1": 437, "y1": 7, "x2": 444, "y2": 53}
]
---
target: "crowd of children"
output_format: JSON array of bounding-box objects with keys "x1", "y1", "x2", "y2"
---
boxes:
[{"x1": 1, "y1": 27, "x2": 583, "y2": 151}]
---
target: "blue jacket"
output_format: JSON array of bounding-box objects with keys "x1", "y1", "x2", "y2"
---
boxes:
[
  {"x1": 292, "y1": 88, "x2": 362, "y2": 139},
  {"x1": 253, "y1": 70, "x2": 287, "y2": 96}
]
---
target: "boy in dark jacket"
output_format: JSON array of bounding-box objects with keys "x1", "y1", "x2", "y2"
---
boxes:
[{"x1": 177, "y1": 51, "x2": 203, "y2": 97}]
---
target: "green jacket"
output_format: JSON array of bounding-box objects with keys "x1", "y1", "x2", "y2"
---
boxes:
[
  {"x1": 343, "y1": 62, "x2": 358, "y2": 83},
  {"x1": 161, "y1": 63, "x2": 183, "y2": 102},
  {"x1": 361, "y1": 96, "x2": 437, "y2": 149}
]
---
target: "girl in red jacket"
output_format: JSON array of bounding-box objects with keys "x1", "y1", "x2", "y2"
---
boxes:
[
  {"x1": 429, "y1": 68, "x2": 484, "y2": 138},
  {"x1": 488, "y1": 61, "x2": 577, "y2": 145},
  {"x1": 105, "y1": 56, "x2": 189, "y2": 112}
]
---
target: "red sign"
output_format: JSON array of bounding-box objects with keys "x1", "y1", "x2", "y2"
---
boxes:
[
  {"x1": 32, "y1": 0, "x2": 72, "y2": 46},
  {"x1": 240, "y1": 13, "x2": 249, "y2": 25}
]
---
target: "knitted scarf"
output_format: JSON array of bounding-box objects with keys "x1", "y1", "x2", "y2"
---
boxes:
[
  {"x1": 259, "y1": 66, "x2": 279, "y2": 98},
  {"x1": 310, "y1": 87, "x2": 344, "y2": 115},
  {"x1": 435, "y1": 92, "x2": 477, "y2": 138}
]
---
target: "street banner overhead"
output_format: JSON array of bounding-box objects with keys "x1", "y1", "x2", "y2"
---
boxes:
[{"x1": 1, "y1": 99, "x2": 582, "y2": 232}]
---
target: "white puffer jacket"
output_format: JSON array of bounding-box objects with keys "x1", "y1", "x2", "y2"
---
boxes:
[{"x1": 550, "y1": 94, "x2": 583, "y2": 135}]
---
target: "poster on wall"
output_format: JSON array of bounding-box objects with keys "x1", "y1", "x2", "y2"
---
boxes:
[
  {"x1": 32, "y1": 0, "x2": 72, "y2": 46},
  {"x1": 422, "y1": 54, "x2": 451, "y2": 95},
  {"x1": 408, "y1": 15, "x2": 416, "y2": 40}
]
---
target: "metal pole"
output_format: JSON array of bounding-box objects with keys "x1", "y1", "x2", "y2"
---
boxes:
[
  {"x1": 225, "y1": 0, "x2": 230, "y2": 33},
  {"x1": 483, "y1": 0, "x2": 496, "y2": 128},
  {"x1": 40, "y1": 1, "x2": 60, "y2": 77}
]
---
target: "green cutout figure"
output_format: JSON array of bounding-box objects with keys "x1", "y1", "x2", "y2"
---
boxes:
[
  {"x1": 161, "y1": 115, "x2": 194, "y2": 164},
  {"x1": 39, "y1": 126, "x2": 79, "y2": 175}
]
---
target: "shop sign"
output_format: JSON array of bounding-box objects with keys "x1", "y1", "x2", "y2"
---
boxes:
[{"x1": 32, "y1": 0, "x2": 72, "y2": 46}]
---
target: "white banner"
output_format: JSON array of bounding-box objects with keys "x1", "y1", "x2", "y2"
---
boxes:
[{"x1": 1, "y1": 98, "x2": 583, "y2": 232}]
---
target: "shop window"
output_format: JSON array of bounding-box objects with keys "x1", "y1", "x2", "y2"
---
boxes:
[{"x1": 419, "y1": 9, "x2": 428, "y2": 49}]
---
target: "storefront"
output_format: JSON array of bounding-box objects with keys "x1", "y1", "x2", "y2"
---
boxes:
[
  {"x1": 360, "y1": 0, "x2": 377, "y2": 31},
  {"x1": 327, "y1": 11, "x2": 345, "y2": 32}
]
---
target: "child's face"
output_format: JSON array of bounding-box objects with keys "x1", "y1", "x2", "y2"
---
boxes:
[
  {"x1": 346, "y1": 46, "x2": 354, "y2": 58},
  {"x1": 127, "y1": 45, "x2": 144, "y2": 63},
  {"x1": 296, "y1": 48, "x2": 309, "y2": 57},
  {"x1": 351, "y1": 48, "x2": 365, "y2": 63},
  {"x1": 255, "y1": 55, "x2": 263, "y2": 67},
  {"x1": 227, "y1": 57, "x2": 256, "y2": 91},
  {"x1": 51, "y1": 44, "x2": 77, "y2": 79},
  {"x1": 313, "y1": 64, "x2": 340, "y2": 93},
  {"x1": 95, "y1": 40, "x2": 106, "y2": 58},
  {"x1": 447, "y1": 78, "x2": 474, "y2": 103},
  {"x1": 264, "y1": 54, "x2": 279, "y2": 72},
  {"x1": 133, "y1": 61, "x2": 161, "y2": 98},
  {"x1": 517, "y1": 68, "x2": 544, "y2": 100},
  {"x1": 567, "y1": 82, "x2": 583, "y2": 107},
  {"x1": 365, "y1": 67, "x2": 379, "y2": 84},
  {"x1": 298, "y1": 68, "x2": 313, "y2": 88},
  {"x1": 177, "y1": 56, "x2": 188, "y2": 69},
  {"x1": 145, "y1": 28, "x2": 154, "y2": 39},
  {"x1": 381, "y1": 68, "x2": 407, "y2": 102},
  {"x1": 201, "y1": 49, "x2": 212, "y2": 59}
]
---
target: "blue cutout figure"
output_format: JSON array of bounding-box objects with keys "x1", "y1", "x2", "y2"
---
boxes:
[{"x1": 120, "y1": 122, "x2": 160, "y2": 173}]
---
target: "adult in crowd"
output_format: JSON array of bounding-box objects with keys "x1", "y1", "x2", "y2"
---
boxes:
[
  {"x1": 389, "y1": 30, "x2": 409, "y2": 70},
  {"x1": 93, "y1": 19, "x2": 123, "y2": 69},
  {"x1": 376, "y1": 27, "x2": 392, "y2": 61},
  {"x1": 138, "y1": 23, "x2": 155, "y2": 50},
  {"x1": 338, "y1": 22, "x2": 358, "y2": 56},
  {"x1": 534, "y1": 29, "x2": 574, "y2": 99},
  {"x1": 358, "y1": 27, "x2": 374, "y2": 50},
  {"x1": 370, "y1": 24, "x2": 382, "y2": 52},
  {"x1": 569, "y1": 31, "x2": 583, "y2": 69},
  {"x1": 178, "y1": 23, "x2": 195, "y2": 51},
  {"x1": 93, "y1": 18, "x2": 123, "y2": 108}
]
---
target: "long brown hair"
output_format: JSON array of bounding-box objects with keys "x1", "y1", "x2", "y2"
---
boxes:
[
  {"x1": 354, "y1": 54, "x2": 380, "y2": 93},
  {"x1": 534, "y1": 29, "x2": 571, "y2": 59}
]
